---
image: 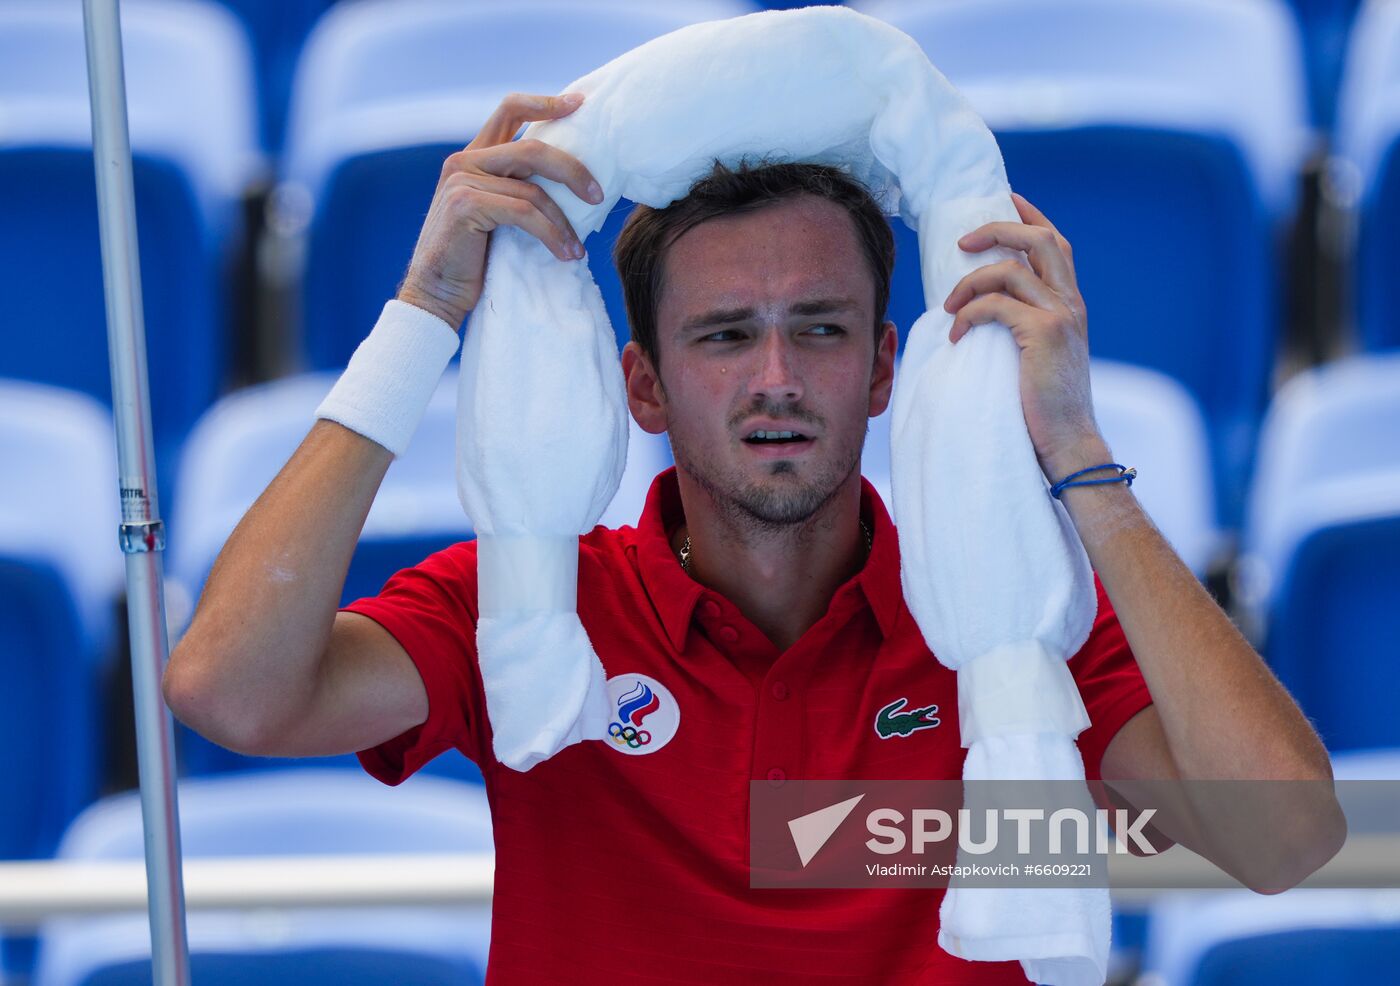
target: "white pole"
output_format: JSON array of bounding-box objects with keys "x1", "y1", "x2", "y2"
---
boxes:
[{"x1": 80, "y1": 1, "x2": 191, "y2": 982}]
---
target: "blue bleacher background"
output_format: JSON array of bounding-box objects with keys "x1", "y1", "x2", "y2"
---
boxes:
[{"x1": 4, "y1": 0, "x2": 1400, "y2": 984}]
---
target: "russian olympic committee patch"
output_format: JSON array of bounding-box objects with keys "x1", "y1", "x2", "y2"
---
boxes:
[{"x1": 604, "y1": 673, "x2": 680, "y2": 755}]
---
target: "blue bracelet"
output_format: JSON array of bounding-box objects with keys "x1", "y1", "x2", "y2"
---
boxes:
[{"x1": 1050, "y1": 462, "x2": 1137, "y2": 499}]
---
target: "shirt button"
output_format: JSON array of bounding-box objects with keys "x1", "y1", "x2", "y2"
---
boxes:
[
  {"x1": 770, "y1": 681, "x2": 789, "y2": 701},
  {"x1": 701, "y1": 600, "x2": 721, "y2": 618},
  {"x1": 718, "y1": 625, "x2": 739, "y2": 644},
  {"x1": 766, "y1": 767, "x2": 786, "y2": 787}
]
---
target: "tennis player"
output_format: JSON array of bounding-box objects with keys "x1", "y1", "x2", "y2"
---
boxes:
[{"x1": 165, "y1": 92, "x2": 1344, "y2": 983}]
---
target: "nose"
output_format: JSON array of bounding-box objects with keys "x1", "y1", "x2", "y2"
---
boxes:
[{"x1": 747, "y1": 329, "x2": 804, "y2": 405}]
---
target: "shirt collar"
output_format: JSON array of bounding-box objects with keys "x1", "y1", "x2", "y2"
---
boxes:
[{"x1": 629, "y1": 467, "x2": 901, "y2": 652}]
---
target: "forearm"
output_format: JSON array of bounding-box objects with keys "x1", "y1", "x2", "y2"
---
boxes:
[
  {"x1": 164, "y1": 420, "x2": 393, "y2": 749},
  {"x1": 1048, "y1": 438, "x2": 1332, "y2": 783}
]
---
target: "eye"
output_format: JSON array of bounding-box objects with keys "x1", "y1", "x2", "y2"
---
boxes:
[
  {"x1": 701, "y1": 329, "x2": 744, "y2": 342},
  {"x1": 807, "y1": 324, "x2": 846, "y2": 336}
]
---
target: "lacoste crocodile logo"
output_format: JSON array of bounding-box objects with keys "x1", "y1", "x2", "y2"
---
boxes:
[{"x1": 873, "y1": 697, "x2": 941, "y2": 739}]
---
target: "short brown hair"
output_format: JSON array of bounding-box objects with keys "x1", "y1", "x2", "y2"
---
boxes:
[{"x1": 612, "y1": 159, "x2": 895, "y2": 373}]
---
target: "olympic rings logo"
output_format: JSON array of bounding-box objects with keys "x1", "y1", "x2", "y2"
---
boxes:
[{"x1": 608, "y1": 721, "x2": 652, "y2": 748}]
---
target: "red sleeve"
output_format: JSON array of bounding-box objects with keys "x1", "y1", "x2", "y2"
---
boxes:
[
  {"x1": 340, "y1": 540, "x2": 492, "y2": 785},
  {"x1": 1067, "y1": 571, "x2": 1154, "y2": 782}
]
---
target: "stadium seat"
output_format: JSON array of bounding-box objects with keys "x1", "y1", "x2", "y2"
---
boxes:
[
  {"x1": 276, "y1": 0, "x2": 758, "y2": 372},
  {"x1": 211, "y1": 0, "x2": 337, "y2": 152},
  {"x1": 1142, "y1": 889, "x2": 1400, "y2": 986},
  {"x1": 0, "y1": 0, "x2": 262, "y2": 488},
  {"x1": 32, "y1": 769, "x2": 493, "y2": 986},
  {"x1": 1287, "y1": 0, "x2": 1365, "y2": 130},
  {"x1": 1239, "y1": 354, "x2": 1400, "y2": 751},
  {"x1": 1089, "y1": 360, "x2": 1220, "y2": 577},
  {"x1": 0, "y1": 381, "x2": 121, "y2": 862},
  {"x1": 1333, "y1": 746, "x2": 1400, "y2": 781},
  {"x1": 858, "y1": 0, "x2": 1312, "y2": 530},
  {"x1": 1333, "y1": 0, "x2": 1400, "y2": 351}
]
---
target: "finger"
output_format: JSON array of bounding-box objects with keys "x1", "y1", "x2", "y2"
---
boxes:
[
  {"x1": 1010, "y1": 191, "x2": 1069, "y2": 244},
  {"x1": 454, "y1": 172, "x2": 582, "y2": 251},
  {"x1": 469, "y1": 91, "x2": 586, "y2": 149},
  {"x1": 956, "y1": 221, "x2": 1076, "y2": 296},
  {"x1": 473, "y1": 138, "x2": 603, "y2": 206},
  {"x1": 943, "y1": 258, "x2": 1060, "y2": 316},
  {"x1": 948, "y1": 292, "x2": 1044, "y2": 345},
  {"x1": 454, "y1": 185, "x2": 582, "y2": 262}
]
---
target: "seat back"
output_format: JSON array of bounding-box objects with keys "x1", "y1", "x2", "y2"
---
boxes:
[
  {"x1": 1334, "y1": 0, "x2": 1400, "y2": 351},
  {"x1": 0, "y1": 1, "x2": 261, "y2": 475},
  {"x1": 34, "y1": 769, "x2": 493, "y2": 986},
  {"x1": 0, "y1": 381, "x2": 120, "y2": 859},
  {"x1": 1244, "y1": 352, "x2": 1400, "y2": 574},
  {"x1": 1089, "y1": 360, "x2": 1220, "y2": 576},
  {"x1": 279, "y1": 0, "x2": 757, "y2": 370},
  {"x1": 1145, "y1": 889, "x2": 1400, "y2": 986},
  {"x1": 1264, "y1": 484, "x2": 1400, "y2": 751}
]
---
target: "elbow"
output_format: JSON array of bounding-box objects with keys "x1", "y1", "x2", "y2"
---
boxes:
[
  {"x1": 1241, "y1": 793, "x2": 1349, "y2": 895},
  {"x1": 162, "y1": 640, "x2": 272, "y2": 757}
]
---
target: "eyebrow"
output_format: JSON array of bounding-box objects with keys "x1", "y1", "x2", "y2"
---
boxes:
[{"x1": 679, "y1": 297, "x2": 862, "y2": 334}]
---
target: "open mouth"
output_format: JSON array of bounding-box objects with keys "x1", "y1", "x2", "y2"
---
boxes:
[{"x1": 742, "y1": 429, "x2": 811, "y2": 446}]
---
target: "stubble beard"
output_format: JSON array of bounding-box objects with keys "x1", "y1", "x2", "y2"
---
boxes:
[{"x1": 670, "y1": 419, "x2": 866, "y2": 534}]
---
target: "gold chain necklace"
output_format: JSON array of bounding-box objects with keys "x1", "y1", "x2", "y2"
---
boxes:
[{"x1": 679, "y1": 520, "x2": 872, "y2": 573}]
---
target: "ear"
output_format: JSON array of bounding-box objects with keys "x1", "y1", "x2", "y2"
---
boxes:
[
  {"x1": 868, "y1": 320, "x2": 898, "y2": 417},
  {"x1": 622, "y1": 341, "x2": 668, "y2": 435}
]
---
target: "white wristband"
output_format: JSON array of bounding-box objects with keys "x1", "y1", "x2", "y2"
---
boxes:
[{"x1": 314, "y1": 299, "x2": 461, "y2": 456}]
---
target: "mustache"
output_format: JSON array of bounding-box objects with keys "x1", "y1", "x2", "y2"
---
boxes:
[{"x1": 731, "y1": 403, "x2": 822, "y2": 430}]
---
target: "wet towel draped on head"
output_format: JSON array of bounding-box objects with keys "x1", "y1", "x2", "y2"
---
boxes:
[{"x1": 456, "y1": 7, "x2": 1107, "y2": 983}]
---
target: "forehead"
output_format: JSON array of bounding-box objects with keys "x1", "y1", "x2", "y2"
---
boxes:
[{"x1": 656, "y1": 194, "x2": 875, "y2": 333}]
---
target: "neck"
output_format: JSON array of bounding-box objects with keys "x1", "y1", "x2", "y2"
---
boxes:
[{"x1": 672, "y1": 468, "x2": 868, "y2": 652}]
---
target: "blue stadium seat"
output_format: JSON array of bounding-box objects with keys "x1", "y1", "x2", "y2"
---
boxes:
[
  {"x1": 1144, "y1": 890, "x2": 1400, "y2": 986},
  {"x1": 1089, "y1": 360, "x2": 1220, "y2": 577},
  {"x1": 0, "y1": 381, "x2": 121, "y2": 862},
  {"x1": 1241, "y1": 354, "x2": 1400, "y2": 751},
  {"x1": 211, "y1": 0, "x2": 337, "y2": 152},
  {"x1": 0, "y1": 1, "x2": 262, "y2": 489},
  {"x1": 1332, "y1": 747, "x2": 1400, "y2": 781},
  {"x1": 1286, "y1": 0, "x2": 1365, "y2": 130},
  {"x1": 1333, "y1": 0, "x2": 1400, "y2": 351},
  {"x1": 1144, "y1": 739, "x2": 1400, "y2": 986},
  {"x1": 276, "y1": 0, "x2": 758, "y2": 372},
  {"x1": 33, "y1": 769, "x2": 493, "y2": 986},
  {"x1": 859, "y1": 0, "x2": 1312, "y2": 530}
]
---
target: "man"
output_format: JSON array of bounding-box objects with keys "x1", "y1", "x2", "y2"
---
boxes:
[{"x1": 165, "y1": 92, "x2": 1343, "y2": 983}]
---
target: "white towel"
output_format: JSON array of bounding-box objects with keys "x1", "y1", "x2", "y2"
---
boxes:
[
  {"x1": 458, "y1": 7, "x2": 1107, "y2": 982},
  {"x1": 457, "y1": 226, "x2": 625, "y2": 769}
]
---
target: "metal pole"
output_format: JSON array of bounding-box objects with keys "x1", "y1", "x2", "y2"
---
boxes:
[{"x1": 80, "y1": 1, "x2": 191, "y2": 983}]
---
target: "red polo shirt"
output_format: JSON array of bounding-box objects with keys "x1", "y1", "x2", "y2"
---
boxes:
[{"x1": 345, "y1": 467, "x2": 1153, "y2": 985}]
